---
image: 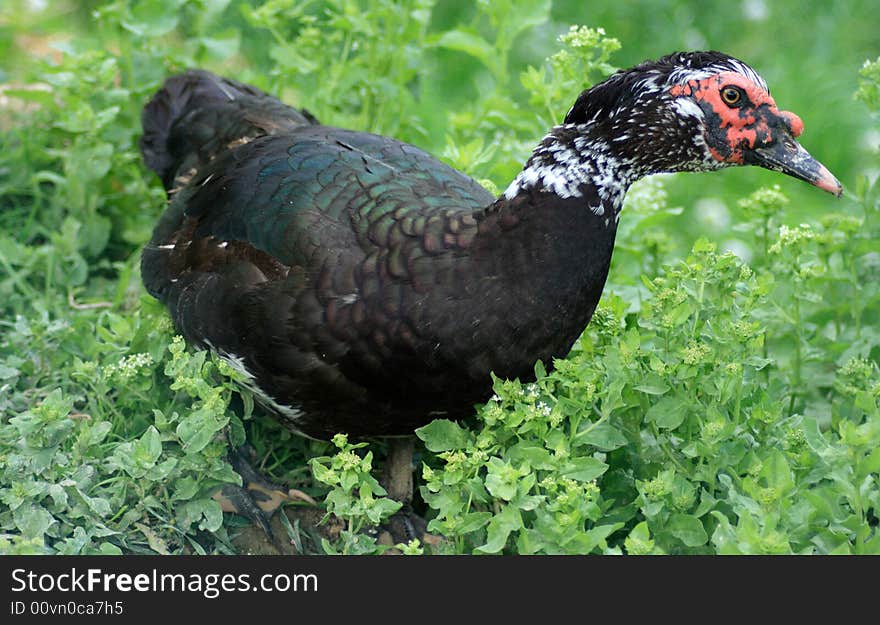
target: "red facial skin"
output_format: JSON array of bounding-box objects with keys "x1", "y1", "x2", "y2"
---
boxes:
[{"x1": 670, "y1": 71, "x2": 803, "y2": 164}]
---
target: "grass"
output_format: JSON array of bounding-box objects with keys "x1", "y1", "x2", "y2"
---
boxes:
[{"x1": 0, "y1": 0, "x2": 878, "y2": 555}]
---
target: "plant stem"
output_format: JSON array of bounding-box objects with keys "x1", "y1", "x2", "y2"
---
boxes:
[
  {"x1": 789, "y1": 292, "x2": 802, "y2": 417},
  {"x1": 692, "y1": 274, "x2": 706, "y2": 338}
]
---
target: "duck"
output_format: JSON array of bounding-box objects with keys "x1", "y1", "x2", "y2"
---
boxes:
[{"x1": 140, "y1": 51, "x2": 841, "y2": 543}]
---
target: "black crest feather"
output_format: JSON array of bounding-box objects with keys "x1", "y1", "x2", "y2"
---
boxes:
[{"x1": 564, "y1": 50, "x2": 751, "y2": 125}]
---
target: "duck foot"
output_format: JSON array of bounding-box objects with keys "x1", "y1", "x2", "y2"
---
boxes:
[
  {"x1": 376, "y1": 505, "x2": 443, "y2": 549},
  {"x1": 212, "y1": 445, "x2": 315, "y2": 543}
]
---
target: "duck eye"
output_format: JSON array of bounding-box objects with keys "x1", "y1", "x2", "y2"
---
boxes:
[{"x1": 721, "y1": 86, "x2": 743, "y2": 106}]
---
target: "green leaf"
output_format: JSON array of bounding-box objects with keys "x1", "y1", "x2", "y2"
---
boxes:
[
  {"x1": 133, "y1": 426, "x2": 162, "y2": 469},
  {"x1": 485, "y1": 458, "x2": 520, "y2": 501},
  {"x1": 507, "y1": 442, "x2": 553, "y2": 468},
  {"x1": 199, "y1": 29, "x2": 240, "y2": 61},
  {"x1": 179, "y1": 498, "x2": 223, "y2": 532},
  {"x1": 562, "y1": 456, "x2": 608, "y2": 482},
  {"x1": 176, "y1": 407, "x2": 225, "y2": 454},
  {"x1": 744, "y1": 356, "x2": 774, "y2": 370},
  {"x1": 228, "y1": 414, "x2": 246, "y2": 449},
  {"x1": 79, "y1": 420, "x2": 112, "y2": 448},
  {"x1": 123, "y1": 0, "x2": 186, "y2": 36},
  {"x1": 579, "y1": 523, "x2": 624, "y2": 553},
  {"x1": 760, "y1": 450, "x2": 794, "y2": 495},
  {"x1": 625, "y1": 521, "x2": 655, "y2": 555},
  {"x1": 78, "y1": 215, "x2": 112, "y2": 258},
  {"x1": 693, "y1": 489, "x2": 718, "y2": 517},
  {"x1": 368, "y1": 497, "x2": 403, "y2": 524},
  {"x1": 456, "y1": 512, "x2": 493, "y2": 534},
  {"x1": 13, "y1": 505, "x2": 55, "y2": 539},
  {"x1": 98, "y1": 543, "x2": 123, "y2": 555},
  {"x1": 430, "y1": 30, "x2": 497, "y2": 73},
  {"x1": 667, "y1": 514, "x2": 709, "y2": 547},
  {"x1": 667, "y1": 302, "x2": 693, "y2": 326},
  {"x1": 80, "y1": 492, "x2": 111, "y2": 518},
  {"x1": 269, "y1": 43, "x2": 318, "y2": 73},
  {"x1": 861, "y1": 447, "x2": 880, "y2": 476},
  {"x1": 645, "y1": 396, "x2": 688, "y2": 430},
  {"x1": 534, "y1": 360, "x2": 547, "y2": 379},
  {"x1": 634, "y1": 375, "x2": 670, "y2": 395},
  {"x1": 207, "y1": 461, "x2": 240, "y2": 486},
  {"x1": 574, "y1": 423, "x2": 628, "y2": 451},
  {"x1": 500, "y1": 0, "x2": 550, "y2": 41},
  {"x1": 415, "y1": 419, "x2": 470, "y2": 452},
  {"x1": 476, "y1": 506, "x2": 523, "y2": 554},
  {"x1": 135, "y1": 522, "x2": 170, "y2": 555},
  {"x1": 310, "y1": 459, "x2": 336, "y2": 486},
  {"x1": 0, "y1": 363, "x2": 20, "y2": 379},
  {"x1": 2, "y1": 88, "x2": 55, "y2": 106},
  {"x1": 171, "y1": 476, "x2": 200, "y2": 502}
]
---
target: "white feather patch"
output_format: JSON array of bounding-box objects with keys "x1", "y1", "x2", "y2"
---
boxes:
[
  {"x1": 672, "y1": 98, "x2": 705, "y2": 120},
  {"x1": 215, "y1": 349, "x2": 306, "y2": 429}
]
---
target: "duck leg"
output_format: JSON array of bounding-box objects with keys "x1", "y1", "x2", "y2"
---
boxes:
[
  {"x1": 384, "y1": 436, "x2": 415, "y2": 504},
  {"x1": 213, "y1": 444, "x2": 315, "y2": 542},
  {"x1": 379, "y1": 436, "x2": 439, "y2": 548}
]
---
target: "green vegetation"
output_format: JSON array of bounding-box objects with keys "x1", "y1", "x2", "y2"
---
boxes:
[{"x1": 1, "y1": 0, "x2": 878, "y2": 555}]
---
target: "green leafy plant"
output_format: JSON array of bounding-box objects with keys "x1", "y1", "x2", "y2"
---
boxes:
[
  {"x1": 418, "y1": 220, "x2": 879, "y2": 554},
  {"x1": 0, "y1": 304, "x2": 244, "y2": 554},
  {"x1": 1, "y1": 0, "x2": 878, "y2": 556},
  {"x1": 310, "y1": 434, "x2": 403, "y2": 554}
]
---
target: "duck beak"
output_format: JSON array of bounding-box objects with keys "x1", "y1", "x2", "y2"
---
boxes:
[{"x1": 749, "y1": 131, "x2": 843, "y2": 197}]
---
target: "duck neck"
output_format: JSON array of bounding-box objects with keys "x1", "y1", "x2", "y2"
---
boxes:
[
  {"x1": 457, "y1": 125, "x2": 646, "y2": 378},
  {"x1": 500, "y1": 122, "x2": 645, "y2": 224}
]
